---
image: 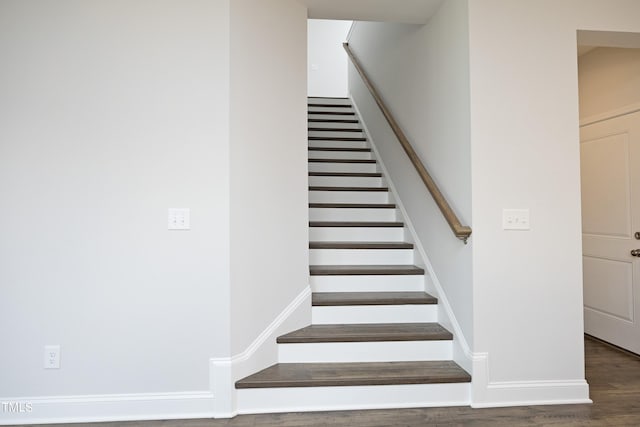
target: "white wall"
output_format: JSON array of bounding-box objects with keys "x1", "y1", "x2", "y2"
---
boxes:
[
  {"x1": 347, "y1": 0, "x2": 473, "y2": 349},
  {"x1": 578, "y1": 47, "x2": 640, "y2": 119},
  {"x1": 0, "y1": 0, "x2": 231, "y2": 401},
  {"x1": 0, "y1": 0, "x2": 311, "y2": 422},
  {"x1": 228, "y1": 0, "x2": 309, "y2": 362},
  {"x1": 347, "y1": 0, "x2": 640, "y2": 408},
  {"x1": 467, "y1": 0, "x2": 640, "y2": 407},
  {"x1": 308, "y1": 19, "x2": 352, "y2": 97}
]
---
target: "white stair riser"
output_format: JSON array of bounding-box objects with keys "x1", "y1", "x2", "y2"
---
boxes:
[
  {"x1": 308, "y1": 122, "x2": 360, "y2": 129},
  {"x1": 311, "y1": 304, "x2": 438, "y2": 324},
  {"x1": 278, "y1": 340, "x2": 451, "y2": 363},
  {"x1": 309, "y1": 227, "x2": 404, "y2": 242},
  {"x1": 309, "y1": 191, "x2": 389, "y2": 204},
  {"x1": 236, "y1": 383, "x2": 471, "y2": 414},
  {"x1": 310, "y1": 275, "x2": 424, "y2": 292},
  {"x1": 309, "y1": 248, "x2": 413, "y2": 265},
  {"x1": 308, "y1": 113, "x2": 358, "y2": 121},
  {"x1": 308, "y1": 150, "x2": 372, "y2": 160},
  {"x1": 309, "y1": 106, "x2": 354, "y2": 113},
  {"x1": 308, "y1": 176, "x2": 382, "y2": 187},
  {"x1": 309, "y1": 98, "x2": 351, "y2": 106},
  {"x1": 309, "y1": 208, "x2": 396, "y2": 222},
  {"x1": 308, "y1": 140, "x2": 367, "y2": 149},
  {"x1": 308, "y1": 130, "x2": 364, "y2": 138},
  {"x1": 308, "y1": 162, "x2": 377, "y2": 173}
]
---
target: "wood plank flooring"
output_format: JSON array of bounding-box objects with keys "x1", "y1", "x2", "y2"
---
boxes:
[{"x1": 38, "y1": 337, "x2": 640, "y2": 426}]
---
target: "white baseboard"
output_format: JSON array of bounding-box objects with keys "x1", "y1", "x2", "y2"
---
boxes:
[
  {"x1": 470, "y1": 352, "x2": 591, "y2": 408},
  {"x1": 0, "y1": 392, "x2": 214, "y2": 426},
  {"x1": 210, "y1": 286, "x2": 312, "y2": 418}
]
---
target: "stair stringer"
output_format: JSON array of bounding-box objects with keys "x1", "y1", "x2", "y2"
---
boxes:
[
  {"x1": 209, "y1": 286, "x2": 311, "y2": 418},
  {"x1": 350, "y1": 97, "x2": 473, "y2": 374}
]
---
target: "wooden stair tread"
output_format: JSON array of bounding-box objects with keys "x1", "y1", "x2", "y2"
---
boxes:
[
  {"x1": 309, "y1": 172, "x2": 382, "y2": 177},
  {"x1": 309, "y1": 264, "x2": 424, "y2": 276},
  {"x1": 308, "y1": 103, "x2": 352, "y2": 108},
  {"x1": 235, "y1": 361, "x2": 469, "y2": 389},
  {"x1": 308, "y1": 96, "x2": 349, "y2": 99},
  {"x1": 312, "y1": 291, "x2": 437, "y2": 306},
  {"x1": 309, "y1": 186, "x2": 388, "y2": 192},
  {"x1": 308, "y1": 111, "x2": 356, "y2": 116},
  {"x1": 309, "y1": 221, "x2": 404, "y2": 228},
  {"x1": 309, "y1": 158, "x2": 376, "y2": 164},
  {"x1": 309, "y1": 118, "x2": 359, "y2": 123},
  {"x1": 309, "y1": 136, "x2": 366, "y2": 141},
  {"x1": 309, "y1": 203, "x2": 395, "y2": 209},
  {"x1": 308, "y1": 127, "x2": 362, "y2": 132},
  {"x1": 309, "y1": 241, "x2": 413, "y2": 249},
  {"x1": 277, "y1": 323, "x2": 452, "y2": 343},
  {"x1": 308, "y1": 147, "x2": 371, "y2": 152}
]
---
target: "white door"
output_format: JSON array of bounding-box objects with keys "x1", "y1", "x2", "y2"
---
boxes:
[{"x1": 580, "y1": 110, "x2": 640, "y2": 354}]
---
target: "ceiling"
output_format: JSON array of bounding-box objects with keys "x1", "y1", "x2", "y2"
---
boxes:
[{"x1": 299, "y1": 0, "x2": 445, "y2": 24}]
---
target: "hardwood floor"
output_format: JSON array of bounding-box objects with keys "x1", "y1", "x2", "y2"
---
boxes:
[{"x1": 26, "y1": 337, "x2": 640, "y2": 426}]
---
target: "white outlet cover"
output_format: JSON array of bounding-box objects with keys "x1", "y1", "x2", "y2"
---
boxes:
[
  {"x1": 168, "y1": 208, "x2": 190, "y2": 230},
  {"x1": 503, "y1": 208, "x2": 530, "y2": 230},
  {"x1": 44, "y1": 345, "x2": 60, "y2": 369}
]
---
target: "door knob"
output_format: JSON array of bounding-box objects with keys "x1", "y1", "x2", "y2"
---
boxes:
[
  {"x1": 632, "y1": 249, "x2": 640, "y2": 257},
  {"x1": 635, "y1": 232, "x2": 640, "y2": 240}
]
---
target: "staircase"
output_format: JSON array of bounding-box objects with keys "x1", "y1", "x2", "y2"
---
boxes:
[{"x1": 234, "y1": 97, "x2": 471, "y2": 414}]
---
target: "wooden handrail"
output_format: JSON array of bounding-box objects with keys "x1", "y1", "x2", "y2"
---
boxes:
[{"x1": 343, "y1": 42, "x2": 472, "y2": 243}]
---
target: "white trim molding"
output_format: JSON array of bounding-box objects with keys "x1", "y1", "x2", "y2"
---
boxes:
[
  {"x1": 580, "y1": 101, "x2": 640, "y2": 127},
  {"x1": 346, "y1": 21, "x2": 358, "y2": 43},
  {"x1": 470, "y1": 352, "x2": 591, "y2": 408},
  {"x1": 210, "y1": 286, "x2": 312, "y2": 418},
  {"x1": 0, "y1": 392, "x2": 215, "y2": 426}
]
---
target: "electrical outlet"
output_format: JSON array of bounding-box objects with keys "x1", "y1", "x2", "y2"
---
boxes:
[
  {"x1": 503, "y1": 209, "x2": 530, "y2": 230},
  {"x1": 168, "y1": 208, "x2": 190, "y2": 230},
  {"x1": 44, "y1": 345, "x2": 60, "y2": 369}
]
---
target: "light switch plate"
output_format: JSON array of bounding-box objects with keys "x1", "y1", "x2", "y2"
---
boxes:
[
  {"x1": 168, "y1": 208, "x2": 190, "y2": 230},
  {"x1": 503, "y1": 209, "x2": 530, "y2": 230}
]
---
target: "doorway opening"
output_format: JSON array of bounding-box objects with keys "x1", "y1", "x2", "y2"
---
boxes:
[{"x1": 578, "y1": 30, "x2": 640, "y2": 355}]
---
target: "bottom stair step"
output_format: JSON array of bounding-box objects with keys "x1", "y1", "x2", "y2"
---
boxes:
[{"x1": 235, "y1": 361, "x2": 470, "y2": 389}]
